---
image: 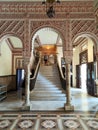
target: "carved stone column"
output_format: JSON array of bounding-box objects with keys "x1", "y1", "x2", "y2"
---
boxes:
[
  {"x1": 95, "y1": 52, "x2": 98, "y2": 117},
  {"x1": 22, "y1": 16, "x2": 31, "y2": 110},
  {"x1": 25, "y1": 64, "x2": 30, "y2": 106},
  {"x1": 95, "y1": 53, "x2": 98, "y2": 79},
  {"x1": 22, "y1": 62, "x2": 30, "y2": 110},
  {"x1": 94, "y1": 0, "x2": 98, "y2": 117},
  {"x1": 64, "y1": 51, "x2": 74, "y2": 111}
]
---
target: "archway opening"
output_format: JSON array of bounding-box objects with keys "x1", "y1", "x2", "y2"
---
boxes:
[
  {"x1": 0, "y1": 35, "x2": 23, "y2": 91},
  {"x1": 28, "y1": 27, "x2": 66, "y2": 111},
  {"x1": 30, "y1": 27, "x2": 63, "y2": 69},
  {"x1": 72, "y1": 34, "x2": 97, "y2": 96}
]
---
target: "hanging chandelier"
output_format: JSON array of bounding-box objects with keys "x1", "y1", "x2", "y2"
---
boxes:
[{"x1": 42, "y1": 0, "x2": 60, "y2": 18}]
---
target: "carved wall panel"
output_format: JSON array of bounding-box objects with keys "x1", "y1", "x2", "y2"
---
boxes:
[
  {"x1": 71, "y1": 20, "x2": 98, "y2": 39},
  {"x1": 0, "y1": 20, "x2": 25, "y2": 41},
  {"x1": 0, "y1": 1, "x2": 93, "y2": 13},
  {"x1": 0, "y1": 1, "x2": 97, "y2": 59}
]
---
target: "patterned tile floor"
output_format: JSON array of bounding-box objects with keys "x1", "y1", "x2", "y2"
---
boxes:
[{"x1": 0, "y1": 112, "x2": 98, "y2": 130}]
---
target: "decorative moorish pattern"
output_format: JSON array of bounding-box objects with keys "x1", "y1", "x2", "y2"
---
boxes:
[
  {"x1": 64, "y1": 119, "x2": 80, "y2": 129},
  {"x1": 0, "y1": 120, "x2": 11, "y2": 129},
  {"x1": 71, "y1": 20, "x2": 98, "y2": 39},
  {"x1": 41, "y1": 119, "x2": 57, "y2": 129},
  {"x1": 0, "y1": 20, "x2": 25, "y2": 41},
  {"x1": 0, "y1": 1, "x2": 93, "y2": 13},
  {"x1": 18, "y1": 119, "x2": 34, "y2": 129},
  {"x1": 87, "y1": 120, "x2": 98, "y2": 129},
  {"x1": 0, "y1": 113, "x2": 97, "y2": 130},
  {"x1": 0, "y1": 0, "x2": 97, "y2": 56}
]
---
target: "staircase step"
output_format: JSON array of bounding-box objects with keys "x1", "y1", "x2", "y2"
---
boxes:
[
  {"x1": 30, "y1": 96, "x2": 66, "y2": 101},
  {"x1": 35, "y1": 83, "x2": 61, "y2": 86},
  {"x1": 33, "y1": 89, "x2": 66, "y2": 94},
  {"x1": 30, "y1": 101, "x2": 65, "y2": 111},
  {"x1": 30, "y1": 92, "x2": 65, "y2": 96},
  {"x1": 37, "y1": 79, "x2": 61, "y2": 82},
  {"x1": 34, "y1": 88, "x2": 62, "y2": 91},
  {"x1": 36, "y1": 82, "x2": 61, "y2": 85},
  {"x1": 34, "y1": 85, "x2": 61, "y2": 88},
  {"x1": 31, "y1": 90, "x2": 63, "y2": 93}
]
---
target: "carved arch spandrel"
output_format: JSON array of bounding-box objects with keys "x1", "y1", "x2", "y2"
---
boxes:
[
  {"x1": 71, "y1": 20, "x2": 98, "y2": 54},
  {"x1": 71, "y1": 20, "x2": 98, "y2": 40},
  {"x1": 0, "y1": 19, "x2": 31, "y2": 59},
  {"x1": 30, "y1": 20, "x2": 66, "y2": 51},
  {"x1": 0, "y1": 20, "x2": 25, "y2": 43}
]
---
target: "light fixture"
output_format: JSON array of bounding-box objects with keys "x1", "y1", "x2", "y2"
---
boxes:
[{"x1": 42, "y1": 0, "x2": 60, "y2": 18}]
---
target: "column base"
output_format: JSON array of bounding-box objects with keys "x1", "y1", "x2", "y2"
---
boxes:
[
  {"x1": 64, "y1": 103, "x2": 74, "y2": 111},
  {"x1": 21, "y1": 102, "x2": 30, "y2": 111},
  {"x1": 21, "y1": 105, "x2": 30, "y2": 111}
]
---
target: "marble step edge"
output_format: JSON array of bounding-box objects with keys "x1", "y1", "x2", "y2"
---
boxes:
[
  {"x1": 30, "y1": 93, "x2": 66, "y2": 97},
  {"x1": 33, "y1": 89, "x2": 65, "y2": 93},
  {"x1": 30, "y1": 98, "x2": 66, "y2": 101}
]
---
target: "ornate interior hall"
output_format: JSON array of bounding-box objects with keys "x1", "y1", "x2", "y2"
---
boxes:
[{"x1": 0, "y1": 0, "x2": 98, "y2": 129}]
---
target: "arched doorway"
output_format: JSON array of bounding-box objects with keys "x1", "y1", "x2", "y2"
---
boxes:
[
  {"x1": 31, "y1": 27, "x2": 63, "y2": 67},
  {"x1": 0, "y1": 34, "x2": 23, "y2": 92},
  {"x1": 72, "y1": 34, "x2": 97, "y2": 96},
  {"x1": 28, "y1": 27, "x2": 66, "y2": 111}
]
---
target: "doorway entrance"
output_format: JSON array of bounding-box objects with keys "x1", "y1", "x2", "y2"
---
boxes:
[{"x1": 80, "y1": 64, "x2": 87, "y2": 93}]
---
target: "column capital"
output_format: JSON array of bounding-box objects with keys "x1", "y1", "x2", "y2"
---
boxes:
[
  {"x1": 24, "y1": 57, "x2": 30, "y2": 69},
  {"x1": 64, "y1": 50, "x2": 73, "y2": 64}
]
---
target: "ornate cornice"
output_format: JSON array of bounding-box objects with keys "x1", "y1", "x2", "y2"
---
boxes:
[
  {"x1": 0, "y1": 1, "x2": 93, "y2": 13},
  {"x1": 0, "y1": 1, "x2": 94, "y2": 20}
]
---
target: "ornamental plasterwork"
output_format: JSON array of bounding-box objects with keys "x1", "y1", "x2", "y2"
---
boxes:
[
  {"x1": 0, "y1": 1, "x2": 97, "y2": 56},
  {"x1": 30, "y1": 20, "x2": 66, "y2": 36},
  {"x1": 0, "y1": 20, "x2": 25, "y2": 41},
  {"x1": 0, "y1": 1, "x2": 93, "y2": 13},
  {"x1": 64, "y1": 51, "x2": 73, "y2": 63},
  {"x1": 71, "y1": 20, "x2": 98, "y2": 39},
  {"x1": 30, "y1": 20, "x2": 66, "y2": 50}
]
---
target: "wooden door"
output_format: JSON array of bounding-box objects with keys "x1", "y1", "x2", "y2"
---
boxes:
[
  {"x1": 76, "y1": 65, "x2": 81, "y2": 88},
  {"x1": 87, "y1": 62, "x2": 96, "y2": 96}
]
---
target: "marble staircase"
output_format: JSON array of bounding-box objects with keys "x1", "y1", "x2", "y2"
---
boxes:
[
  {"x1": 30, "y1": 64, "x2": 66, "y2": 110},
  {"x1": 30, "y1": 64, "x2": 66, "y2": 101}
]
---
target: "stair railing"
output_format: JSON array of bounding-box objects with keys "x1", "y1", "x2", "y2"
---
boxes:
[
  {"x1": 57, "y1": 59, "x2": 66, "y2": 90},
  {"x1": 30, "y1": 57, "x2": 41, "y2": 91}
]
